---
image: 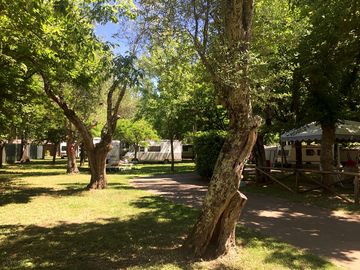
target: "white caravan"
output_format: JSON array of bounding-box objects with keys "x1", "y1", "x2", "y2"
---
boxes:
[
  {"x1": 59, "y1": 142, "x2": 67, "y2": 158},
  {"x1": 59, "y1": 142, "x2": 80, "y2": 158},
  {"x1": 105, "y1": 140, "x2": 122, "y2": 169},
  {"x1": 126, "y1": 140, "x2": 182, "y2": 162}
]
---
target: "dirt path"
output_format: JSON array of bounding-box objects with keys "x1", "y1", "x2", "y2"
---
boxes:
[{"x1": 131, "y1": 173, "x2": 360, "y2": 270}]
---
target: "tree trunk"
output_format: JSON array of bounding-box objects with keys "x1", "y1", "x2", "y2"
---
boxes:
[
  {"x1": 0, "y1": 142, "x2": 5, "y2": 167},
  {"x1": 86, "y1": 141, "x2": 112, "y2": 189},
  {"x1": 52, "y1": 142, "x2": 58, "y2": 164},
  {"x1": 39, "y1": 68, "x2": 127, "y2": 190},
  {"x1": 295, "y1": 141, "x2": 302, "y2": 169},
  {"x1": 320, "y1": 122, "x2": 336, "y2": 189},
  {"x1": 254, "y1": 134, "x2": 268, "y2": 183},
  {"x1": 66, "y1": 127, "x2": 79, "y2": 174},
  {"x1": 184, "y1": 0, "x2": 256, "y2": 257},
  {"x1": 170, "y1": 137, "x2": 175, "y2": 172},
  {"x1": 79, "y1": 143, "x2": 86, "y2": 167},
  {"x1": 134, "y1": 144, "x2": 138, "y2": 160},
  {"x1": 20, "y1": 141, "x2": 30, "y2": 163},
  {"x1": 185, "y1": 121, "x2": 259, "y2": 257}
]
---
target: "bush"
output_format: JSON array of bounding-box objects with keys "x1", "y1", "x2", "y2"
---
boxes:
[{"x1": 193, "y1": 130, "x2": 227, "y2": 179}]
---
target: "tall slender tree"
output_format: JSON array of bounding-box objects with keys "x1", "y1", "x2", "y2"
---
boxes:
[{"x1": 139, "y1": 0, "x2": 259, "y2": 257}]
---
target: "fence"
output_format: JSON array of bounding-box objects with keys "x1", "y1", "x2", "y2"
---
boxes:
[{"x1": 255, "y1": 166, "x2": 360, "y2": 205}]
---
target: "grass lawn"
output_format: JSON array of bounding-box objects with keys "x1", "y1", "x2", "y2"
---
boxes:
[{"x1": 0, "y1": 159, "x2": 341, "y2": 269}]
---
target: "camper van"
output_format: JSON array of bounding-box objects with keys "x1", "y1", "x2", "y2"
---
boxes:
[{"x1": 126, "y1": 140, "x2": 182, "y2": 163}]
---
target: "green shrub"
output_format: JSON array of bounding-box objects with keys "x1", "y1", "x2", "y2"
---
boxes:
[{"x1": 193, "y1": 130, "x2": 227, "y2": 179}]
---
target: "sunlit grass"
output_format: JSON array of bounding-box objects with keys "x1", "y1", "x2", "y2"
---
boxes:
[{"x1": 0, "y1": 159, "x2": 341, "y2": 269}]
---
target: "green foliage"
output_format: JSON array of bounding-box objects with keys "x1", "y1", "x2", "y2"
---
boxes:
[
  {"x1": 0, "y1": 0, "x2": 138, "y2": 150},
  {"x1": 138, "y1": 33, "x2": 228, "y2": 142},
  {"x1": 114, "y1": 118, "x2": 158, "y2": 147},
  {"x1": 295, "y1": 0, "x2": 360, "y2": 124},
  {"x1": 193, "y1": 131, "x2": 227, "y2": 178}
]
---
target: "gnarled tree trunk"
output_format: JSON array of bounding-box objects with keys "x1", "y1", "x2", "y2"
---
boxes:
[
  {"x1": 86, "y1": 138, "x2": 112, "y2": 189},
  {"x1": 184, "y1": 0, "x2": 257, "y2": 257},
  {"x1": 320, "y1": 122, "x2": 336, "y2": 189},
  {"x1": 185, "y1": 116, "x2": 259, "y2": 257}
]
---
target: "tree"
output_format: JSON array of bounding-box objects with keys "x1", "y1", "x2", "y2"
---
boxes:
[
  {"x1": 138, "y1": 35, "x2": 209, "y2": 171},
  {"x1": 1, "y1": 0, "x2": 139, "y2": 189},
  {"x1": 294, "y1": 0, "x2": 360, "y2": 187},
  {"x1": 139, "y1": 0, "x2": 259, "y2": 257},
  {"x1": 249, "y1": 0, "x2": 308, "y2": 178},
  {"x1": 114, "y1": 118, "x2": 158, "y2": 159}
]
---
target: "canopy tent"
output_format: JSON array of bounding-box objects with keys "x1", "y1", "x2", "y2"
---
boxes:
[{"x1": 281, "y1": 120, "x2": 360, "y2": 142}]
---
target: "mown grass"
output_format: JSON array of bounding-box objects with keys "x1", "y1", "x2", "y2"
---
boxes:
[{"x1": 0, "y1": 159, "x2": 341, "y2": 269}]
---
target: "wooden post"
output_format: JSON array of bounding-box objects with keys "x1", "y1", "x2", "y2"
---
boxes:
[
  {"x1": 295, "y1": 169, "x2": 300, "y2": 193},
  {"x1": 354, "y1": 176, "x2": 359, "y2": 205}
]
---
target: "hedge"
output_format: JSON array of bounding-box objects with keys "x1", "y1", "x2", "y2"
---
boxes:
[{"x1": 193, "y1": 130, "x2": 227, "y2": 179}]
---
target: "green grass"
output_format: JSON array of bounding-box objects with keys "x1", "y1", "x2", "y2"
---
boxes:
[{"x1": 0, "y1": 159, "x2": 341, "y2": 269}]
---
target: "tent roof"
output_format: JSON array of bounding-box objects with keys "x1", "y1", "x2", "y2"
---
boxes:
[{"x1": 281, "y1": 120, "x2": 360, "y2": 142}]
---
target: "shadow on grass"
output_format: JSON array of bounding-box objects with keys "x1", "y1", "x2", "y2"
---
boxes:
[
  {"x1": 0, "y1": 196, "x2": 197, "y2": 270},
  {"x1": 0, "y1": 195, "x2": 337, "y2": 270},
  {"x1": 236, "y1": 226, "x2": 335, "y2": 270},
  {"x1": 0, "y1": 178, "x2": 85, "y2": 207}
]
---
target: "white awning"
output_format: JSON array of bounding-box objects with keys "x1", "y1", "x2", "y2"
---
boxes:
[{"x1": 281, "y1": 120, "x2": 360, "y2": 142}]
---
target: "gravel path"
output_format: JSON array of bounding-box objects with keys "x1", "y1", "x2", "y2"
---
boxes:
[{"x1": 131, "y1": 173, "x2": 360, "y2": 270}]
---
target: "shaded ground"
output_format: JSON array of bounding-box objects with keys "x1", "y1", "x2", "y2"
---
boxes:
[{"x1": 132, "y1": 173, "x2": 360, "y2": 270}]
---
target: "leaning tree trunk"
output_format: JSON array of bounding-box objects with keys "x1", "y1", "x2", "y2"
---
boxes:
[
  {"x1": 184, "y1": 0, "x2": 257, "y2": 257},
  {"x1": 86, "y1": 140, "x2": 112, "y2": 189},
  {"x1": 320, "y1": 122, "x2": 336, "y2": 189},
  {"x1": 185, "y1": 118, "x2": 259, "y2": 257}
]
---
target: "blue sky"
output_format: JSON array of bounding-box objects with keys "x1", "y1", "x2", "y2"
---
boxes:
[{"x1": 94, "y1": 22, "x2": 130, "y2": 55}]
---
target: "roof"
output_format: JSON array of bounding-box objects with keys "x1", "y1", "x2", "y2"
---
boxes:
[{"x1": 281, "y1": 120, "x2": 360, "y2": 142}]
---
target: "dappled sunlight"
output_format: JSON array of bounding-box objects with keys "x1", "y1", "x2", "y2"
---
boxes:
[
  {"x1": 0, "y1": 197, "x2": 198, "y2": 270},
  {"x1": 241, "y1": 193, "x2": 360, "y2": 268}
]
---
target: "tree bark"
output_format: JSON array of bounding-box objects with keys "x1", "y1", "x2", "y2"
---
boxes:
[
  {"x1": 19, "y1": 140, "x2": 30, "y2": 163},
  {"x1": 52, "y1": 142, "x2": 58, "y2": 164},
  {"x1": 79, "y1": 143, "x2": 86, "y2": 167},
  {"x1": 295, "y1": 140, "x2": 302, "y2": 169},
  {"x1": 170, "y1": 137, "x2": 175, "y2": 172},
  {"x1": 254, "y1": 134, "x2": 268, "y2": 183},
  {"x1": 86, "y1": 138, "x2": 112, "y2": 189},
  {"x1": 66, "y1": 126, "x2": 79, "y2": 174},
  {"x1": 320, "y1": 122, "x2": 336, "y2": 189},
  {"x1": 0, "y1": 142, "x2": 5, "y2": 167},
  {"x1": 185, "y1": 119, "x2": 259, "y2": 257},
  {"x1": 184, "y1": 0, "x2": 257, "y2": 257}
]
